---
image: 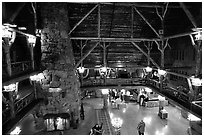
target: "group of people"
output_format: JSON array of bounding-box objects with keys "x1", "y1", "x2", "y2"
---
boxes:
[
  {"x1": 89, "y1": 120, "x2": 145, "y2": 135},
  {"x1": 89, "y1": 123, "x2": 103, "y2": 135}
]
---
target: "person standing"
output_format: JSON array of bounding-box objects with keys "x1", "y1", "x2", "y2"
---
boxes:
[
  {"x1": 137, "y1": 120, "x2": 145, "y2": 135},
  {"x1": 80, "y1": 103, "x2": 85, "y2": 120}
]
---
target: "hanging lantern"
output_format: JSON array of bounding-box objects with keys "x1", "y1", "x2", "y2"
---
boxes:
[
  {"x1": 10, "y1": 126, "x2": 21, "y2": 135},
  {"x1": 37, "y1": 73, "x2": 45, "y2": 80},
  {"x1": 111, "y1": 117, "x2": 123, "y2": 129},
  {"x1": 192, "y1": 28, "x2": 202, "y2": 41},
  {"x1": 30, "y1": 73, "x2": 44, "y2": 82},
  {"x1": 101, "y1": 89, "x2": 109, "y2": 95},
  {"x1": 100, "y1": 67, "x2": 107, "y2": 73},
  {"x1": 158, "y1": 95, "x2": 165, "y2": 101},
  {"x1": 2, "y1": 26, "x2": 12, "y2": 38},
  {"x1": 145, "y1": 66, "x2": 152, "y2": 72},
  {"x1": 4, "y1": 83, "x2": 17, "y2": 92},
  {"x1": 195, "y1": 31, "x2": 202, "y2": 41},
  {"x1": 27, "y1": 35, "x2": 36, "y2": 46},
  {"x1": 78, "y1": 66, "x2": 85, "y2": 74},
  {"x1": 158, "y1": 69, "x2": 167, "y2": 76},
  {"x1": 190, "y1": 76, "x2": 202, "y2": 86}
]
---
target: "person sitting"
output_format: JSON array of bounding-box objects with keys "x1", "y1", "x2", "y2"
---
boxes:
[{"x1": 89, "y1": 123, "x2": 103, "y2": 135}]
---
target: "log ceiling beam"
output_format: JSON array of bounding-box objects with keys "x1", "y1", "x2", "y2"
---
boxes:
[
  {"x1": 164, "y1": 31, "x2": 200, "y2": 40},
  {"x1": 74, "y1": 42, "x2": 99, "y2": 69},
  {"x1": 98, "y1": 4, "x2": 101, "y2": 38},
  {"x1": 68, "y1": 4, "x2": 98, "y2": 35},
  {"x1": 131, "y1": 42, "x2": 160, "y2": 68},
  {"x1": 179, "y1": 2, "x2": 197, "y2": 28},
  {"x1": 71, "y1": 37, "x2": 159, "y2": 42},
  {"x1": 134, "y1": 6, "x2": 161, "y2": 38},
  {"x1": 72, "y1": 2, "x2": 182, "y2": 8},
  {"x1": 131, "y1": 5, "x2": 134, "y2": 38},
  {"x1": 8, "y1": 3, "x2": 25, "y2": 23}
]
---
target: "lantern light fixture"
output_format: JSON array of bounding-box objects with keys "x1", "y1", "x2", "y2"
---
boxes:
[
  {"x1": 145, "y1": 66, "x2": 153, "y2": 72},
  {"x1": 100, "y1": 66, "x2": 107, "y2": 73},
  {"x1": 3, "y1": 83, "x2": 17, "y2": 92},
  {"x1": 192, "y1": 28, "x2": 202, "y2": 41},
  {"x1": 158, "y1": 69, "x2": 167, "y2": 76},
  {"x1": 101, "y1": 89, "x2": 109, "y2": 95},
  {"x1": 18, "y1": 27, "x2": 27, "y2": 30},
  {"x1": 190, "y1": 76, "x2": 202, "y2": 86},
  {"x1": 2, "y1": 23, "x2": 17, "y2": 38},
  {"x1": 30, "y1": 73, "x2": 44, "y2": 82},
  {"x1": 2, "y1": 26, "x2": 12, "y2": 38},
  {"x1": 36, "y1": 29, "x2": 42, "y2": 37},
  {"x1": 158, "y1": 95, "x2": 165, "y2": 101},
  {"x1": 77, "y1": 66, "x2": 85, "y2": 74},
  {"x1": 111, "y1": 117, "x2": 123, "y2": 129},
  {"x1": 195, "y1": 31, "x2": 202, "y2": 41},
  {"x1": 27, "y1": 35, "x2": 36, "y2": 46},
  {"x1": 10, "y1": 126, "x2": 21, "y2": 135}
]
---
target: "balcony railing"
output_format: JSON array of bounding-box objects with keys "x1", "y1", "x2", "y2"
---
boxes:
[
  {"x1": 14, "y1": 91, "x2": 35, "y2": 114},
  {"x1": 2, "y1": 91, "x2": 35, "y2": 125},
  {"x1": 2, "y1": 61, "x2": 33, "y2": 81},
  {"x1": 81, "y1": 73, "x2": 202, "y2": 118},
  {"x1": 11, "y1": 61, "x2": 32, "y2": 75},
  {"x1": 82, "y1": 77, "x2": 143, "y2": 87},
  {"x1": 2, "y1": 107, "x2": 11, "y2": 125}
]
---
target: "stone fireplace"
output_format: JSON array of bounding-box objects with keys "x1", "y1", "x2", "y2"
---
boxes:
[{"x1": 37, "y1": 3, "x2": 81, "y2": 129}]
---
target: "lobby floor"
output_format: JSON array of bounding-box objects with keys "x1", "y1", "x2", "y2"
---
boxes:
[
  {"x1": 8, "y1": 97, "x2": 190, "y2": 135},
  {"x1": 108, "y1": 101, "x2": 189, "y2": 135}
]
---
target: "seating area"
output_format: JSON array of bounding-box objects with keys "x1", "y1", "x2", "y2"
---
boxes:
[{"x1": 145, "y1": 100, "x2": 168, "y2": 108}]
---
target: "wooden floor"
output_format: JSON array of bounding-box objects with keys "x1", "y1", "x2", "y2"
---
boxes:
[
  {"x1": 108, "y1": 101, "x2": 189, "y2": 135},
  {"x1": 8, "y1": 97, "x2": 190, "y2": 135}
]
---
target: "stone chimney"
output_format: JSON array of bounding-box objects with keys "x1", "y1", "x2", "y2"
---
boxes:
[{"x1": 39, "y1": 3, "x2": 81, "y2": 124}]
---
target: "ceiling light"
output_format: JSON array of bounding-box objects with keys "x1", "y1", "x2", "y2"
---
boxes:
[
  {"x1": 158, "y1": 69, "x2": 167, "y2": 76},
  {"x1": 78, "y1": 66, "x2": 85, "y2": 73},
  {"x1": 101, "y1": 89, "x2": 109, "y2": 95},
  {"x1": 145, "y1": 66, "x2": 152, "y2": 72},
  {"x1": 4, "y1": 83, "x2": 17, "y2": 92},
  {"x1": 10, "y1": 127, "x2": 21, "y2": 135},
  {"x1": 18, "y1": 27, "x2": 27, "y2": 30},
  {"x1": 190, "y1": 76, "x2": 202, "y2": 86},
  {"x1": 27, "y1": 35, "x2": 36, "y2": 46}
]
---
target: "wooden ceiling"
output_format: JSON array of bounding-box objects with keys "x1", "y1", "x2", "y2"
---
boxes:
[
  {"x1": 68, "y1": 2, "x2": 201, "y2": 68},
  {"x1": 2, "y1": 2, "x2": 202, "y2": 69}
]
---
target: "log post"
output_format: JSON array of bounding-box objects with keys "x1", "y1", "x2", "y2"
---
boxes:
[
  {"x1": 30, "y1": 44, "x2": 35, "y2": 70},
  {"x1": 3, "y1": 38, "x2": 12, "y2": 77}
]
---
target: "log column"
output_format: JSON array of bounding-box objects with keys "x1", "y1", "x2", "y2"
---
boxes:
[{"x1": 3, "y1": 38, "x2": 12, "y2": 77}]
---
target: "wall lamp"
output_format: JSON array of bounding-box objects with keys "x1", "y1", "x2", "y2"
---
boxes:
[
  {"x1": 3, "y1": 83, "x2": 18, "y2": 92},
  {"x1": 27, "y1": 35, "x2": 37, "y2": 46},
  {"x1": 30, "y1": 73, "x2": 45, "y2": 82},
  {"x1": 192, "y1": 28, "x2": 202, "y2": 41},
  {"x1": 158, "y1": 69, "x2": 167, "y2": 76},
  {"x1": 2, "y1": 23, "x2": 16, "y2": 45},
  {"x1": 111, "y1": 117, "x2": 123, "y2": 129},
  {"x1": 145, "y1": 66, "x2": 153, "y2": 72},
  {"x1": 190, "y1": 76, "x2": 202, "y2": 86},
  {"x1": 77, "y1": 66, "x2": 85, "y2": 74}
]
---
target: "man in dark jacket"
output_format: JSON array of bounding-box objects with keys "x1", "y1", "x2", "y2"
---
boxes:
[{"x1": 137, "y1": 120, "x2": 145, "y2": 135}]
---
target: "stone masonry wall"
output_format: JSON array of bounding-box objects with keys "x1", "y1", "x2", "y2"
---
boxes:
[{"x1": 39, "y1": 3, "x2": 81, "y2": 120}]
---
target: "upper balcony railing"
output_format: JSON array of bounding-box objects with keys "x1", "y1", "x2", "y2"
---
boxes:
[
  {"x1": 2, "y1": 61, "x2": 33, "y2": 81},
  {"x1": 80, "y1": 71, "x2": 202, "y2": 118},
  {"x1": 2, "y1": 91, "x2": 35, "y2": 125}
]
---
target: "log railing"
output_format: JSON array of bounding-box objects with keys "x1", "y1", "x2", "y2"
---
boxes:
[
  {"x1": 11, "y1": 61, "x2": 32, "y2": 75},
  {"x1": 2, "y1": 61, "x2": 32, "y2": 80},
  {"x1": 14, "y1": 91, "x2": 35, "y2": 114},
  {"x1": 2, "y1": 91, "x2": 35, "y2": 125}
]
